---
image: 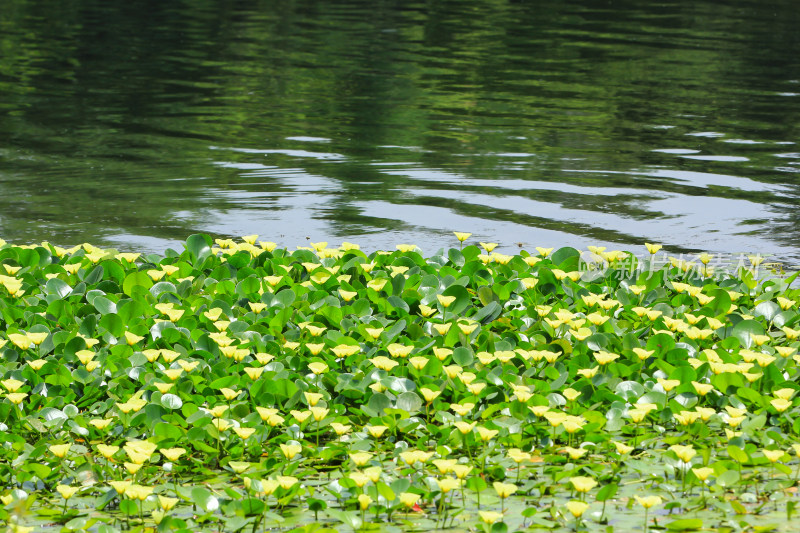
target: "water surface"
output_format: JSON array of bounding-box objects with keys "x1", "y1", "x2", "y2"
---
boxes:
[{"x1": 1, "y1": 0, "x2": 799, "y2": 265}]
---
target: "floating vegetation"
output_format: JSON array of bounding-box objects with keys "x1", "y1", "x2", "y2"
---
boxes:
[{"x1": 0, "y1": 234, "x2": 799, "y2": 532}]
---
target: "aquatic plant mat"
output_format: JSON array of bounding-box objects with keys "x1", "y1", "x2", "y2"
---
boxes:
[{"x1": 1, "y1": 235, "x2": 799, "y2": 533}]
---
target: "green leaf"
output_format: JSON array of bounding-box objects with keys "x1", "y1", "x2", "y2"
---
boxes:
[
  {"x1": 122, "y1": 271, "x2": 154, "y2": 297},
  {"x1": 716, "y1": 469, "x2": 740, "y2": 488},
  {"x1": 453, "y1": 346, "x2": 474, "y2": 366},
  {"x1": 161, "y1": 394, "x2": 182, "y2": 410},
  {"x1": 596, "y1": 483, "x2": 618, "y2": 501},
  {"x1": 665, "y1": 518, "x2": 703, "y2": 531},
  {"x1": 729, "y1": 320, "x2": 765, "y2": 349},
  {"x1": 191, "y1": 487, "x2": 219, "y2": 512},
  {"x1": 93, "y1": 295, "x2": 117, "y2": 315},
  {"x1": 186, "y1": 234, "x2": 213, "y2": 264},
  {"x1": 46, "y1": 278, "x2": 73, "y2": 299},
  {"x1": 396, "y1": 391, "x2": 422, "y2": 414}
]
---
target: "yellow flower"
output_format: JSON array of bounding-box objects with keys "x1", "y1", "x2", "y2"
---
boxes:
[
  {"x1": 7, "y1": 392, "x2": 27, "y2": 404},
  {"x1": 248, "y1": 301, "x2": 267, "y2": 313},
  {"x1": 332, "y1": 344, "x2": 360, "y2": 359},
  {"x1": 563, "y1": 446, "x2": 588, "y2": 460},
  {"x1": 453, "y1": 232, "x2": 472, "y2": 242},
  {"x1": 26, "y1": 332, "x2": 48, "y2": 345},
  {"x1": 458, "y1": 322, "x2": 478, "y2": 335},
  {"x1": 479, "y1": 242, "x2": 498, "y2": 252},
  {"x1": 476, "y1": 426, "x2": 499, "y2": 441},
  {"x1": 433, "y1": 347, "x2": 453, "y2": 361},
  {"x1": 56, "y1": 485, "x2": 79, "y2": 499},
  {"x1": 228, "y1": 461, "x2": 251, "y2": 474},
  {"x1": 8, "y1": 333, "x2": 32, "y2": 351},
  {"x1": 28, "y1": 359, "x2": 47, "y2": 370},
  {"x1": 692, "y1": 467, "x2": 714, "y2": 481},
  {"x1": 695, "y1": 407, "x2": 715, "y2": 421},
  {"x1": 657, "y1": 378, "x2": 680, "y2": 392},
  {"x1": 783, "y1": 327, "x2": 800, "y2": 340},
  {"x1": 304, "y1": 391, "x2": 323, "y2": 406},
  {"x1": 507, "y1": 448, "x2": 532, "y2": 463},
  {"x1": 280, "y1": 443, "x2": 302, "y2": 460},
  {"x1": 565, "y1": 500, "x2": 589, "y2": 518},
  {"x1": 466, "y1": 382, "x2": 486, "y2": 395},
  {"x1": 220, "y1": 387, "x2": 238, "y2": 401},
  {"x1": 365, "y1": 327, "x2": 384, "y2": 339},
  {"x1": 674, "y1": 411, "x2": 700, "y2": 426},
  {"x1": 771, "y1": 398, "x2": 792, "y2": 412},
  {"x1": 89, "y1": 418, "x2": 114, "y2": 431},
  {"x1": 763, "y1": 449, "x2": 786, "y2": 463},
  {"x1": 691, "y1": 381, "x2": 714, "y2": 396},
  {"x1": 209, "y1": 405, "x2": 229, "y2": 418},
  {"x1": 612, "y1": 441, "x2": 633, "y2": 454},
  {"x1": 308, "y1": 362, "x2": 328, "y2": 375},
  {"x1": 433, "y1": 323, "x2": 451, "y2": 335},
  {"x1": 233, "y1": 427, "x2": 256, "y2": 439},
  {"x1": 276, "y1": 476, "x2": 298, "y2": 489},
  {"x1": 387, "y1": 344, "x2": 414, "y2": 358},
  {"x1": 479, "y1": 510, "x2": 504, "y2": 524},
  {"x1": 109, "y1": 480, "x2": 132, "y2": 494},
  {"x1": 644, "y1": 243, "x2": 662, "y2": 254},
  {"x1": 562, "y1": 388, "x2": 580, "y2": 401},
  {"x1": 418, "y1": 304, "x2": 436, "y2": 317},
  {"x1": 212, "y1": 418, "x2": 231, "y2": 432},
  {"x1": 576, "y1": 366, "x2": 599, "y2": 378},
  {"x1": 310, "y1": 406, "x2": 329, "y2": 422},
  {"x1": 125, "y1": 484, "x2": 153, "y2": 501},
  {"x1": 350, "y1": 451, "x2": 372, "y2": 467},
  {"x1": 363, "y1": 425, "x2": 388, "y2": 439},
  {"x1": 634, "y1": 495, "x2": 662, "y2": 509},
  {"x1": 670, "y1": 444, "x2": 696, "y2": 463},
  {"x1": 443, "y1": 364, "x2": 462, "y2": 379},
  {"x1": 536, "y1": 247, "x2": 554, "y2": 257},
  {"x1": 433, "y1": 458, "x2": 457, "y2": 474},
  {"x1": 49, "y1": 443, "x2": 71, "y2": 458},
  {"x1": 420, "y1": 387, "x2": 440, "y2": 403},
  {"x1": 436, "y1": 477, "x2": 459, "y2": 493},
  {"x1": 175, "y1": 360, "x2": 197, "y2": 372},
  {"x1": 96, "y1": 444, "x2": 119, "y2": 459},
  {"x1": 454, "y1": 421, "x2": 477, "y2": 434},
  {"x1": 158, "y1": 495, "x2": 179, "y2": 511},
  {"x1": 399, "y1": 492, "x2": 421, "y2": 508},
  {"x1": 410, "y1": 357, "x2": 430, "y2": 371},
  {"x1": 493, "y1": 482, "x2": 517, "y2": 498},
  {"x1": 365, "y1": 466, "x2": 382, "y2": 483},
  {"x1": 773, "y1": 388, "x2": 795, "y2": 400},
  {"x1": 367, "y1": 278, "x2": 388, "y2": 291},
  {"x1": 544, "y1": 411, "x2": 567, "y2": 427},
  {"x1": 594, "y1": 350, "x2": 620, "y2": 365},
  {"x1": 632, "y1": 348, "x2": 654, "y2": 360},
  {"x1": 244, "y1": 367, "x2": 264, "y2": 380},
  {"x1": 436, "y1": 294, "x2": 456, "y2": 308},
  {"x1": 569, "y1": 476, "x2": 597, "y2": 493},
  {"x1": 160, "y1": 447, "x2": 186, "y2": 462},
  {"x1": 1, "y1": 378, "x2": 24, "y2": 392},
  {"x1": 348, "y1": 472, "x2": 369, "y2": 488},
  {"x1": 330, "y1": 422, "x2": 351, "y2": 435},
  {"x1": 124, "y1": 331, "x2": 145, "y2": 345},
  {"x1": 358, "y1": 493, "x2": 372, "y2": 510}
]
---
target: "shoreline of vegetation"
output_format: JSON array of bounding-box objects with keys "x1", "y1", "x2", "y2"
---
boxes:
[{"x1": 1, "y1": 233, "x2": 799, "y2": 533}]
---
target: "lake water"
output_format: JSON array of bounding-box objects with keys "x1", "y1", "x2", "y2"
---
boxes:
[{"x1": 1, "y1": 0, "x2": 799, "y2": 266}]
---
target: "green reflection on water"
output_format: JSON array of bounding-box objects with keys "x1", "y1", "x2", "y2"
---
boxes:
[{"x1": 0, "y1": 0, "x2": 799, "y2": 262}]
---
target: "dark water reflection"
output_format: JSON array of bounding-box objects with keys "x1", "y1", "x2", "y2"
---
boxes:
[{"x1": 1, "y1": 0, "x2": 799, "y2": 264}]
